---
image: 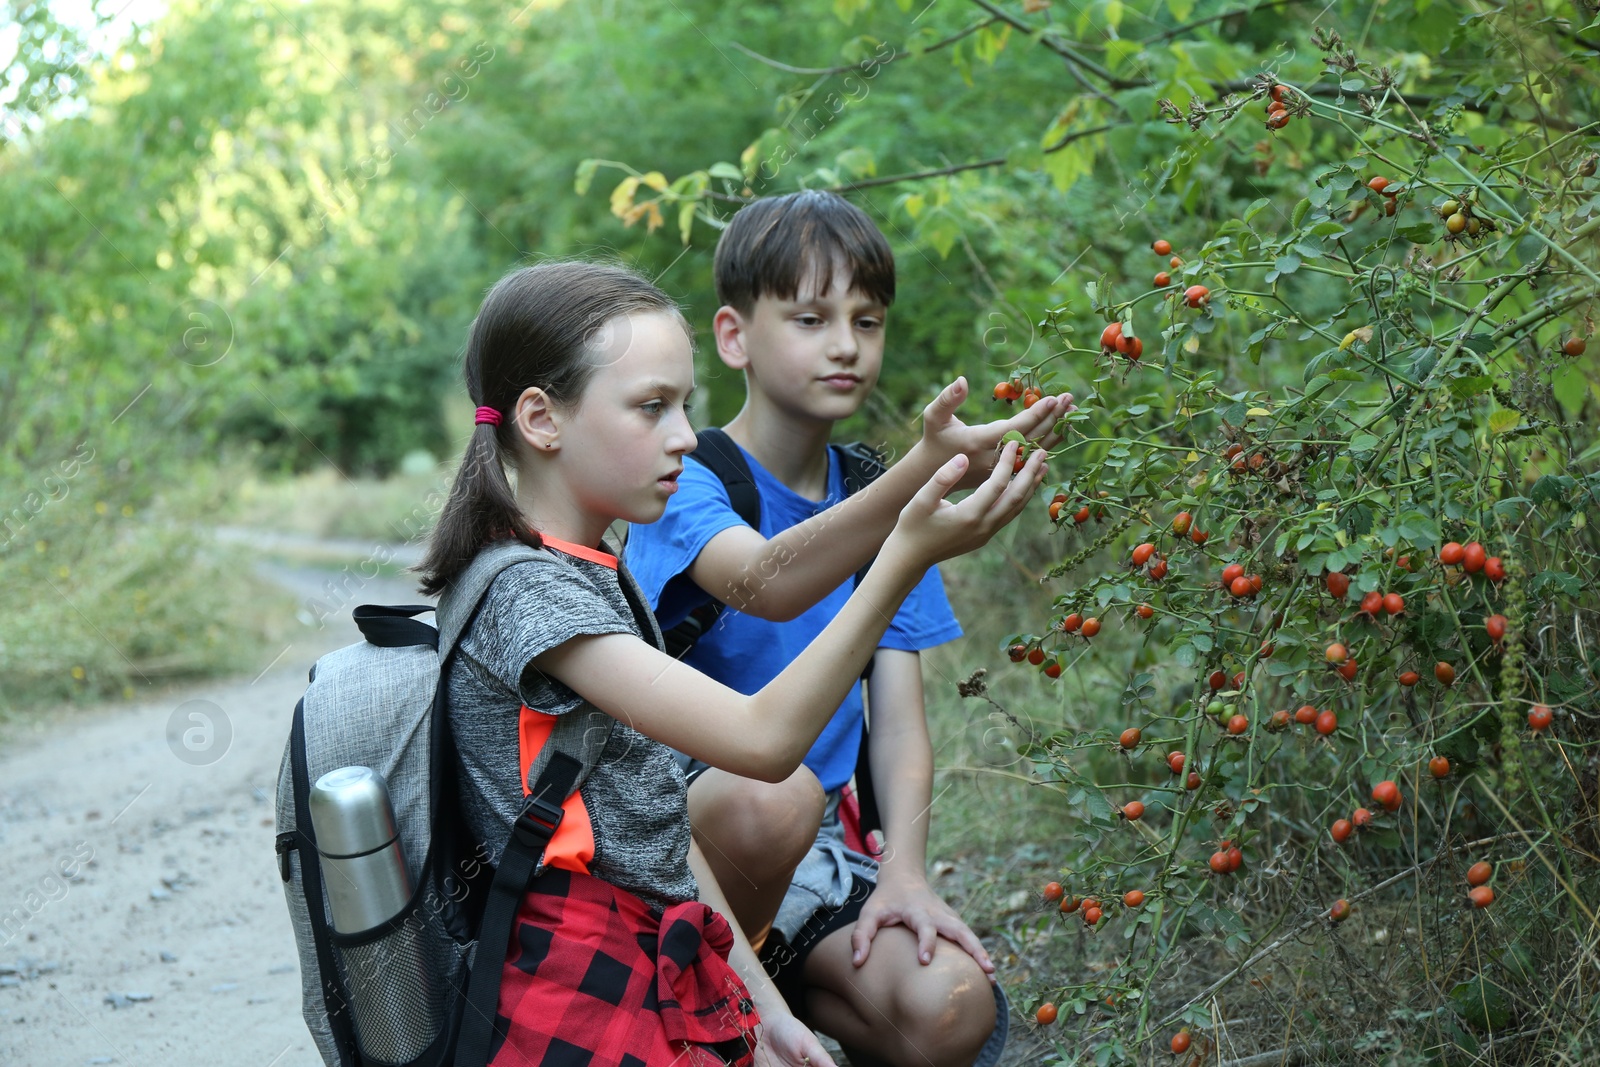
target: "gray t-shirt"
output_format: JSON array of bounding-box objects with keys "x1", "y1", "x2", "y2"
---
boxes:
[{"x1": 445, "y1": 543, "x2": 697, "y2": 913}]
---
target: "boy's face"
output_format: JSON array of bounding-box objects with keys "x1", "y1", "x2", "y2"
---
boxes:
[{"x1": 720, "y1": 264, "x2": 886, "y2": 425}]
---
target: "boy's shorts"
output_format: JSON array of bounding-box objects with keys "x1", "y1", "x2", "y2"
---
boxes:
[{"x1": 683, "y1": 763, "x2": 1010, "y2": 1064}]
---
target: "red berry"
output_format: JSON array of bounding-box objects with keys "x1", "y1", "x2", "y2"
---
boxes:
[
  {"x1": 1209, "y1": 670, "x2": 1227, "y2": 691},
  {"x1": 1529, "y1": 704, "x2": 1553, "y2": 731},
  {"x1": 1186, "y1": 771, "x2": 1201, "y2": 790},
  {"x1": 1120, "y1": 727, "x2": 1143, "y2": 750},
  {"x1": 1152, "y1": 239, "x2": 1172, "y2": 256},
  {"x1": 1336, "y1": 659, "x2": 1358, "y2": 682},
  {"x1": 1429, "y1": 756, "x2": 1451, "y2": 779},
  {"x1": 1398, "y1": 670, "x2": 1420, "y2": 687},
  {"x1": 1168, "y1": 751, "x2": 1186, "y2": 774},
  {"x1": 1463, "y1": 542, "x2": 1487, "y2": 574},
  {"x1": 1082, "y1": 905, "x2": 1103, "y2": 926},
  {"x1": 1190, "y1": 528, "x2": 1210, "y2": 545},
  {"x1": 1330, "y1": 818, "x2": 1353, "y2": 843},
  {"x1": 1222, "y1": 562, "x2": 1245, "y2": 587},
  {"x1": 1468, "y1": 885, "x2": 1495, "y2": 909},
  {"x1": 1132, "y1": 542, "x2": 1156, "y2": 566},
  {"x1": 1209, "y1": 850, "x2": 1229, "y2": 874},
  {"x1": 1485, "y1": 614, "x2": 1507, "y2": 643},
  {"x1": 1172, "y1": 1031, "x2": 1192, "y2": 1055},
  {"x1": 1061, "y1": 613, "x2": 1083, "y2": 633},
  {"x1": 1043, "y1": 881, "x2": 1064, "y2": 902},
  {"x1": 1360, "y1": 590, "x2": 1383, "y2": 616},
  {"x1": 1435, "y1": 662, "x2": 1456, "y2": 686},
  {"x1": 1027, "y1": 647, "x2": 1045, "y2": 665},
  {"x1": 1372, "y1": 780, "x2": 1402, "y2": 812},
  {"x1": 1154, "y1": 271, "x2": 1172, "y2": 287},
  {"x1": 1147, "y1": 558, "x2": 1169, "y2": 580},
  {"x1": 1383, "y1": 593, "x2": 1405, "y2": 615},
  {"x1": 1008, "y1": 644, "x2": 1027, "y2": 662},
  {"x1": 1315, "y1": 709, "x2": 1338, "y2": 736},
  {"x1": 1330, "y1": 898, "x2": 1352, "y2": 922},
  {"x1": 1184, "y1": 285, "x2": 1210, "y2": 308},
  {"x1": 1100, "y1": 322, "x2": 1123, "y2": 351},
  {"x1": 1294, "y1": 704, "x2": 1318, "y2": 725},
  {"x1": 1136, "y1": 603, "x2": 1154, "y2": 619},
  {"x1": 1230, "y1": 575, "x2": 1253, "y2": 597},
  {"x1": 1352, "y1": 807, "x2": 1373, "y2": 828},
  {"x1": 1036, "y1": 1002, "x2": 1058, "y2": 1025},
  {"x1": 1121, "y1": 801, "x2": 1145, "y2": 821},
  {"x1": 1081, "y1": 617, "x2": 1102, "y2": 637},
  {"x1": 1326, "y1": 571, "x2": 1351, "y2": 598},
  {"x1": 1484, "y1": 556, "x2": 1506, "y2": 583},
  {"x1": 1044, "y1": 661, "x2": 1062, "y2": 679},
  {"x1": 1467, "y1": 861, "x2": 1493, "y2": 887},
  {"x1": 1367, "y1": 176, "x2": 1391, "y2": 194},
  {"x1": 1123, "y1": 889, "x2": 1145, "y2": 908},
  {"x1": 1226, "y1": 714, "x2": 1249, "y2": 735},
  {"x1": 1325, "y1": 642, "x2": 1348, "y2": 664},
  {"x1": 1439, "y1": 542, "x2": 1465, "y2": 566}
]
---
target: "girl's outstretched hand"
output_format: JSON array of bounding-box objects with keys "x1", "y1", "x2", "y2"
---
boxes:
[
  {"x1": 889, "y1": 440, "x2": 1045, "y2": 567},
  {"x1": 752, "y1": 1011, "x2": 837, "y2": 1067},
  {"x1": 918, "y1": 376, "x2": 1074, "y2": 490}
]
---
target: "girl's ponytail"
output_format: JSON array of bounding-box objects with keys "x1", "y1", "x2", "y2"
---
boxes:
[
  {"x1": 415, "y1": 414, "x2": 540, "y2": 598},
  {"x1": 415, "y1": 261, "x2": 683, "y2": 598}
]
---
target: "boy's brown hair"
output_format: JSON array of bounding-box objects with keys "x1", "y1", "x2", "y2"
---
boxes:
[{"x1": 712, "y1": 190, "x2": 895, "y2": 314}]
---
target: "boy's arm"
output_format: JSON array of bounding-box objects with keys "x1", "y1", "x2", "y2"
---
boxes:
[
  {"x1": 847, "y1": 649, "x2": 994, "y2": 974},
  {"x1": 689, "y1": 378, "x2": 1067, "y2": 622}
]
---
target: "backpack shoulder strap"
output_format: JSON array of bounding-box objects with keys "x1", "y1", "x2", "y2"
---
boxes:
[
  {"x1": 688, "y1": 427, "x2": 760, "y2": 529},
  {"x1": 836, "y1": 440, "x2": 888, "y2": 497},
  {"x1": 436, "y1": 540, "x2": 557, "y2": 660}
]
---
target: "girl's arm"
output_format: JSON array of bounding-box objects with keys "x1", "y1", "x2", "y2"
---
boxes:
[
  {"x1": 686, "y1": 841, "x2": 837, "y2": 1067},
  {"x1": 685, "y1": 381, "x2": 1065, "y2": 623},
  {"x1": 536, "y1": 446, "x2": 1043, "y2": 782}
]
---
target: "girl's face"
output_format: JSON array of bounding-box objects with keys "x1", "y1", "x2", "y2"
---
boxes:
[{"x1": 555, "y1": 310, "x2": 698, "y2": 527}]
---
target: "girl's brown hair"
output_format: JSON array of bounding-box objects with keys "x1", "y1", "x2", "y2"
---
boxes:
[{"x1": 415, "y1": 261, "x2": 682, "y2": 597}]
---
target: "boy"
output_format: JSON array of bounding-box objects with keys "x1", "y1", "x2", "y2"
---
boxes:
[{"x1": 626, "y1": 190, "x2": 1064, "y2": 1067}]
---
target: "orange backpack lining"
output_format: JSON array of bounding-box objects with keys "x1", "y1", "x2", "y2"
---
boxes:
[{"x1": 517, "y1": 705, "x2": 595, "y2": 876}]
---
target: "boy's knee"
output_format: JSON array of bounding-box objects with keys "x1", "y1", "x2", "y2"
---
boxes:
[{"x1": 893, "y1": 953, "x2": 995, "y2": 1066}]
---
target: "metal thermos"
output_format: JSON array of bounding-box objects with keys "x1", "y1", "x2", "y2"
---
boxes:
[
  {"x1": 310, "y1": 766, "x2": 438, "y2": 1064},
  {"x1": 309, "y1": 766, "x2": 413, "y2": 932}
]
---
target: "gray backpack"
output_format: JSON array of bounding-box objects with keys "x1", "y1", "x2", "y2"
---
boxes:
[{"x1": 274, "y1": 540, "x2": 657, "y2": 1067}]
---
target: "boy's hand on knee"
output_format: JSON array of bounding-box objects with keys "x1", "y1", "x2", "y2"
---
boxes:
[
  {"x1": 918, "y1": 376, "x2": 1076, "y2": 491},
  {"x1": 849, "y1": 875, "x2": 996, "y2": 977}
]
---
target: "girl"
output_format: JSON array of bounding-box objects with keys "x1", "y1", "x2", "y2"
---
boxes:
[{"x1": 415, "y1": 261, "x2": 1044, "y2": 1067}]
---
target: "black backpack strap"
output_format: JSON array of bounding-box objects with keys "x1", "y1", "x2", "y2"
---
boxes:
[
  {"x1": 287, "y1": 698, "x2": 362, "y2": 1067},
  {"x1": 838, "y1": 441, "x2": 889, "y2": 841},
  {"x1": 352, "y1": 604, "x2": 438, "y2": 650},
  {"x1": 453, "y1": 751, "x2": 585, "y2": 1067},
  {"x1": 690, "y1": 428, "x2": 761, "y2": 528}
]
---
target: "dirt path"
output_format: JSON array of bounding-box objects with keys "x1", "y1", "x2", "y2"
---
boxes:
[{"x1": 0, "y1": 548, "x2": 427, "y2": 1067}]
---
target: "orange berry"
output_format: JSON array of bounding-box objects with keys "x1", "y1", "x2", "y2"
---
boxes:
[
  {"x1": 1043, "y1": 881, "x2": 1064, "y2": 902},
  {"x1": 1123, "y1": 889, "x2": 1145, "y2": 908},
  {"x1": 1398, "y1": 670, "x2": 1420, "y2": 686},
  {"x1": 1468, "y1": 885, "x2": 1495, "y2": 909},
  {"x1": 1036, "y1": 1002, "x2": 1058, "y2": 1025},
  {"x1": 1121, "y1": 801, "x2": 1145, "y2": 821},
  {"x1": 1120, "y1": 727, "x2": 1143, "y2": 750},
  {"x1": 1081, "y1": 617, "x2": 1101, "y2": 637},
  {"x1": 1467, "y1": 861, "x2": 1493, "y2": 887},
  {"x1": 1152, "y1": 239, "x2": 1172, "y2": 256},
  {"x1": 1325, "y1": 642, "x2": 1349, "y2": 664},
  {"x1": 1435, "y1": 662, "x2": 1456, "y2": 686}
]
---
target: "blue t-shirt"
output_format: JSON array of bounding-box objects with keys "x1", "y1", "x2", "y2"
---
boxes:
[{"x1": 625, "y1": 441, "x2": 963, "y2": 792}]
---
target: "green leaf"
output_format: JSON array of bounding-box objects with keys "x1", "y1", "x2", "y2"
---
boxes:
[
  {"x1": 1104, "y1": 38, "x2": 1143, "y2": 74},
  {"x1": 1290, "y1": 198, "x2": 1311, "y2": 228},
  {"x1": 707, "y1": 161, "x2": 743, "y2": 181},
  {"x1": 1450, "y1": 977, "x2": 1511, "y2": 1031},
  {"x1": 678, "y1": 201, "x2": 695, "y2": 244},
  {"x1": 1449, "y1": 375, "x2": 1494, "y2": 398},
  {"x1": 1243, "y1": 197, "x2": 1271, "y2": 223},
  {"x1": 1488, "y1": 409, "x2": 1520, "y2": 434},
  {"x1": 1165, "y1": 0, "x2": 1195, "y2": 20},
  {"x1": 1274, "y1": 253, "x2": 1302, "y2": 275}
]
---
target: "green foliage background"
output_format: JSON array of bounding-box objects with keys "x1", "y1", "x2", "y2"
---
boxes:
[{"x1": 3, "y1": 0, "x2": 1598, "y2": 1059}]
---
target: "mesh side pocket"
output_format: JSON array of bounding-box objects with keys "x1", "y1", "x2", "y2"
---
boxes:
[{"x1": 333, "y1": 902, "x2": 458, "y2": 1067}]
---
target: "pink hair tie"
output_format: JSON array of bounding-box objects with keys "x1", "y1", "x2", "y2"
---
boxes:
[{"x1": 474, "y1": 406, "x2": 502, "y2": 427}]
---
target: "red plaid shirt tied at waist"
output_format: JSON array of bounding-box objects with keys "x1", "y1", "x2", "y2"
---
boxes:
[{"x1": 486, "y1": 866, "x2": 760, "y2": 1066}]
